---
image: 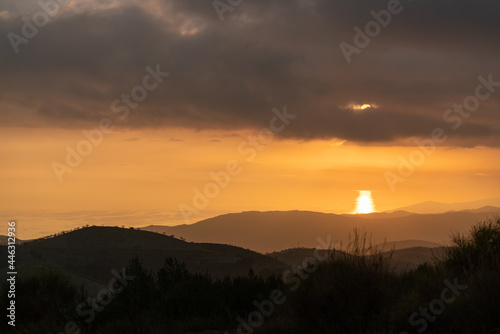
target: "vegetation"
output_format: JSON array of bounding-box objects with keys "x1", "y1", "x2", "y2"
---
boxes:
[
  {"x1": 262, "y1": 218, "x2": 500, "y2": 334},
  {"x1": 2, "y1": 218, "x2": 499, "y2": 333},
  {"x1": 1, "y1": 257, "x2": 283, "y2": 334}
]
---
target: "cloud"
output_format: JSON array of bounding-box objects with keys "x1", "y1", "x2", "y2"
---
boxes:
[
  {"x1": 123, "y1": 137, "x2": 140, "y2": 141},
  {"x1": 0, "y1": 0, "x2": 499, "y2": 146}
]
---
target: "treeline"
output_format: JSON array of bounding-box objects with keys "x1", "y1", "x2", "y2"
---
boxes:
[
  {"x1": 21, "y1": 225, "x2": 133, "y2": 244},
  {"x1": 93, "y1": 258, "x2": 283, "y2": 333},
  {"x1": 0, "y1": 257, "x2": 283, "y2": 334}
]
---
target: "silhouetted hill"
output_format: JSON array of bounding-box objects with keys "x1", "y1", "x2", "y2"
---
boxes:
[
  {"x1": 268, "y1": 244, "x2": 444, "y2": 271},
  {"x1": 143, "y1": 211, "x2": 365, "y2": 253},
  {"x1": 387, "y1": 246, "x2": 446, "y2": 271},
  {"x1": 1, "y1": 226, "x2": 288, "y2": 288},
  {"x1": 268, "y1": 248, "x2": 334, "y2": 266},
  {"x1": 373, "y1": 240, "x2": 442, "y2": 251},
  {"x1": 343, "y1": 210, "x2": 414, "y2": 219},
  {"x1": 142, "y1": 209, "x2": 500, "y2": 252}
]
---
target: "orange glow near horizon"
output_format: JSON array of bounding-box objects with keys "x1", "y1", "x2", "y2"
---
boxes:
[{"x1": 2, "y1": 126, "x2": 500, "y2": 238}]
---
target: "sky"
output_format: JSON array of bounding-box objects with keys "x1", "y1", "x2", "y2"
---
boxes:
[{"x1": 1, "y1": 0, "x2": 499, "y2": 238}]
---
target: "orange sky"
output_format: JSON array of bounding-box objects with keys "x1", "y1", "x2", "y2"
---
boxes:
[{"x1": 2, "y1": 126, "x2": 499, "y2": 233}]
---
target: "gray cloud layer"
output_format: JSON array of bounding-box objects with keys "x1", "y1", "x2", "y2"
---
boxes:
[{"x1": 0, "y1": 0, "x2": 499, "y2": 146}]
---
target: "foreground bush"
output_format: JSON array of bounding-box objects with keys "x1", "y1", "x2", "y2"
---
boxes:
[{"x1": 258, "y1": 219, "x2": 500, "y2": 334}]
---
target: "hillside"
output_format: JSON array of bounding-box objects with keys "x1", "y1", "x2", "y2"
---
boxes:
[
  {"x1": 372, "y1": 240, "x2": 442, "y2": 251},
  {"x1": 343, "y1": 210, "x2": 414, "y2": 219},
  {"x1": 1, "y1": 226, "x2": 288, "y2": 287},
  {"x1": 268, "y1": 245, "x2": 444, "y2": 271},
  {"x1": 268, "y1": 248, "x2": 334, "y2": 266},
  {"x1": 143, "y1": 211, "x2": 367, "y2": 253},
  {"x1": 388, "y1": 246, "x2": 446, "y2": 271},
  {"x1": 142, "y1": 209, "x2": 500, "y2": 253}
]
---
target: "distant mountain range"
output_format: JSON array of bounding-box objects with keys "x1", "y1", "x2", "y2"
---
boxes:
[
  {"x1": 4, "y1": 208, "x2": 490, "y2": 294},
  {"x1": 391, "y1": 197, "x2": 500, "y2": 214},
  {"x1": 2, "y1": 200, "x2": 498, "y2": 293},
  {"x1": 142, "y1": 208, "x2": 500, "y2": 253}
]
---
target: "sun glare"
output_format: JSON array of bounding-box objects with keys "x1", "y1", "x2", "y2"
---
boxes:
[
  {"x1": 347, "y1": 103, "x2": 376, "y2": 111},
  {"x1": 354, "y1": 190, "x2": 375, "y2": 214}
]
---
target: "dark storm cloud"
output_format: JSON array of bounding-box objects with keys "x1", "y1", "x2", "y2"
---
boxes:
[{"x1": 0, "y1": 0, "x2": 499, "y2": 146}]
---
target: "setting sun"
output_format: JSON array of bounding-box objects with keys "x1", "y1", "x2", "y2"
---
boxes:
[{"x1": 354, "y1": 190, "x2": 375, "y2": 214}]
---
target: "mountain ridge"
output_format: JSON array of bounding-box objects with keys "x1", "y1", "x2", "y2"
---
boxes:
[
  {"x1": 391, "y1": 198, "x2": 500, "y2": 214},
  {"x1": 2, "y1": 226, "x2": 289, "y2": 289},
  {"x1": 142, "y1": 209, "x2": 500, "y2": 253}
]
